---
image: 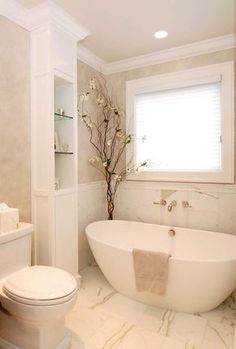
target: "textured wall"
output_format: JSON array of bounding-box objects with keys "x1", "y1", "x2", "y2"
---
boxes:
[
  {"x1": 0, "y1": 17, "x2": 31, "y2": 222},
  {"x1": 77, "y1": 61, "x2": 105, "y2": 183},
  {"x1": 77, "y1": 62, "x2": 108, "y2": 269}
]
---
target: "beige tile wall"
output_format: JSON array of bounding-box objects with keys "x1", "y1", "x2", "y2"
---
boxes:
[{"x1": 0, "y1": 16, "x2": 31, "y2": 222}]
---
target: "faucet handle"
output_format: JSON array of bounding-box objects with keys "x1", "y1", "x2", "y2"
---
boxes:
[
  {"x1": 171, "y1": 200, "x2": 177, "y2": 207},
  {"x1": 153, "y1": 199, "x2": 167, "y2": 206},
  {"x1": 167, "y1": 200, "x2": 177, "y2": 212},
  {"x1": 182, "y1": 201, "x2": 192, "y2": 208}
]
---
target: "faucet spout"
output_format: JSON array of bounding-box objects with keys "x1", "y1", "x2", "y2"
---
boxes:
[{"x1": 168, "y1": 200, "x2": 177, "y2": 212}]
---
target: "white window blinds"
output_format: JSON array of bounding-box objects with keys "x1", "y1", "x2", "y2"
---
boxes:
[{"x1": 135, "y1": 82, "x2": 222, "y2": 172}]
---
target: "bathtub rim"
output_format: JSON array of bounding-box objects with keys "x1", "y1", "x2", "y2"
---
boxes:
[{"x1": 86, "y1": 220, "x2": 236, "y2": 263}]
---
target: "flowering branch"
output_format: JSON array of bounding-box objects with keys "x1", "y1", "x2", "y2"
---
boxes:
[{"x1": 78, "y1": 77, "x2": 147, "y2": 220}]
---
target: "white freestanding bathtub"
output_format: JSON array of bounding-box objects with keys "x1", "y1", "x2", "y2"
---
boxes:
[{"x1": 86, "y1": 220, "x2": 236, "y2": 313}]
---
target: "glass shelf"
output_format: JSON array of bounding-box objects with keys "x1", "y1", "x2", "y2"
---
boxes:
[
  {"x1": 54, "y1": 113, "x2": 73, "y2": 120},
  {"x1": 55, "y1": 151, "x2": 74, "y2": 155}
]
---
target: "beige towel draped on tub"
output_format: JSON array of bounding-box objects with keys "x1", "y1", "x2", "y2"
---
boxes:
[{"x1": 132, "y1": 249, "x2": 171, "y2": 295}]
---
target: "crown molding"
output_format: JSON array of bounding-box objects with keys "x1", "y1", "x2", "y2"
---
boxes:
[
  {"x1": 78, "y1": 34, "x2": 236, "y2": 75},
  {"x1": 77, "y1": 45, "x2": 106, "y2": 73},
  {"x1": 26, "y1": 1, "x2": 89, "y2": 40},
  {"x1": 105, "y1": 34, "x2": 236, "y2": 74},
  {"x1": 1, "y1": 2, "x2": 235, "y2": 73},
  {"x1": 0, "y1": 0, "x2": 89, "y2": 41},
  {"x1": 0, "y1": 0, "x2": 28, "y2": 29}
]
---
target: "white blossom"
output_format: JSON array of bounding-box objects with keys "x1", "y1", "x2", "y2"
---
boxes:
[
  {"x1": 89, "y1": 156, "x2": 100, "y2": 164},
  {"x1": 107, "y1": 139, "x2": 112, "y2": 146},
  {"x1": 116, "y1": 131, "x2": 125, "y2": 139},
  {"x1": 96, "y1": 96, "x2": 104, "y2": 105},
  {"x1": 80, "y1": 92, "x2": 89, "y2": 101},
  {"x1": 114, "y1": 174, "x2": 122, "y2": 181},
  {"x1": 125, "y1": 134, "x2": 132, "y2": 144},
  {"x1": 89, "y1": 78, "x2": 96, "y2": 90}
]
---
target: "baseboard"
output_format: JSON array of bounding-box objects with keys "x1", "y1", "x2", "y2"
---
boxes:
[
  {"x1": 0, "y1": 337, "x2": 20, "y2": 349},
  {"x1": 0, "y1": 331, "x2": 72, "y2": 349},
  {"x1": 75, "y1": 273, "x2": 82, "y2": 289},
  {"x1": 56, "y1": 331, "x2": 71, "y2": 349}
]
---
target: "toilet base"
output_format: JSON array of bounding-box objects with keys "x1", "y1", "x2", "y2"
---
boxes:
[
  {"x1": 0, "y1": 334, "x2": 71, "y2": 349},
  {"x1": 0, "y1": 308, "x2": 72, "y2": 349}
]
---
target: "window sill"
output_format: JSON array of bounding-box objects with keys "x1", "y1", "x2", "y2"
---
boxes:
[{"x1": 126, "y1": 170, "x2": 234, "y2": 184}]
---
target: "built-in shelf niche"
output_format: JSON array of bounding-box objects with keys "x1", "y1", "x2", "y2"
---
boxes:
[
  {"x1": 54, "y1": 75, "x2": 75, "y2": 190},
  {"x1": 31, "y1": 7, "x2": 81, "y2": 276}
]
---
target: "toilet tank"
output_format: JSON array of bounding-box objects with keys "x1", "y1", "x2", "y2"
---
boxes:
[{"x1": 0, "y1": 223, "x2": 33, "y2": 279}]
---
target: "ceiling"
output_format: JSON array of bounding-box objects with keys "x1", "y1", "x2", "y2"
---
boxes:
[{"x1": 17, "y1": 0, "x2": 235, "y2": 62}]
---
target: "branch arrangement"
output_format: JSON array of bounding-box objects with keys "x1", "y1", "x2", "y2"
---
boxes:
[{"x1": 78, "y1": 77, "x2": 147, "y2": 220}]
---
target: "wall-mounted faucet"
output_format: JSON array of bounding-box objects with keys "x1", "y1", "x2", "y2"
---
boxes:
[
  {"x1": 154, "y1": 199, "x2": 191, "y2": 211},
  {"x1": 153, "y1": 199, "x2": 167, "y2": 206},
  {"x1": 168, "y1": 200, "x2": 177, "y2": 212},
  {"x1": 182, "y1": 201, "x2": 192, "y2": 208}
]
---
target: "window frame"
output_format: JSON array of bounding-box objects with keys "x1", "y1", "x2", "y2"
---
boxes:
[{"x1": 126, "y1": 62, "x2": 234, "y2": 183}]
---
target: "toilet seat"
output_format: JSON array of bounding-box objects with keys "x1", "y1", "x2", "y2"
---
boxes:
[{"x1": 3, "y1": 265, "x2": 77, "y2": 306}]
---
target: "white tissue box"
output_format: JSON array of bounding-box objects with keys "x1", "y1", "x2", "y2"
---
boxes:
[{"x1": 0, "y1": 207, "x2": 19, "y2": 233}]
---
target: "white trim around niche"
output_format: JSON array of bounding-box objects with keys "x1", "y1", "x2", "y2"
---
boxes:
[{"x1": 78, "y1": 33, "x2": 236, "y2": 75}]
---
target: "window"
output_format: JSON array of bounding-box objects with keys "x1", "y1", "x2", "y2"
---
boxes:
[
  {"x1": 126, "y1": 62, "x2": 234, "y2": 183},
  {"x1": 136, "y1": 82, "x2": 221, "y2": 171}
]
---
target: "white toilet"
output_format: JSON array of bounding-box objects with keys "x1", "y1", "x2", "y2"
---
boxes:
[{"x1": 0, "y1": 223, "x2": 78, "y2": 349}]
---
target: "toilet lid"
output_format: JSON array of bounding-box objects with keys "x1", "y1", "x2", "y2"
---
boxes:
[{"x1": 3, "y1": 266, "x2": 77, "y2": 305}]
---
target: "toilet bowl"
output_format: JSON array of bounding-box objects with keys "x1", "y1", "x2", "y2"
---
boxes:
[{"x1": 0, "y1": 224, "x2": 78, "y2": 349}]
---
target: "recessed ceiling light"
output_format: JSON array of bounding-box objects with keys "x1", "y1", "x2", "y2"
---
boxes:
[{"x1": 154, "y1": 30, "x2": 168, "y2": 39}]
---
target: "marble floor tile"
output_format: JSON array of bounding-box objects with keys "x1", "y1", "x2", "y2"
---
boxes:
[
  {"x1": 137, "y1": 305, "x2": 168, "y2": 332},
  {"x1": 70, "y1": 331, "x2": 95, "y2": 349},
  {"x1": 67, "y1": 306, "x2": 130, "y2": 349},
  {"x1": 78, "y1": 265, "x2": 115, "y2": 308},
  {"x1": 167, "y1": 312, "x2": 207, "y2": 348},
  {"x1": 110, "y1": 327, "x2": 165, "y2": 349},
  {"x1": 201, "y1": 321, "x2": 234, "y2": 349},
  {"x1": 66, "y1": 266, "x2": 235, "y2": 349},
  {"x1": 138, "y1": 307, "x2": 207, "y2": 347},
  {"x1": 161, "y1": 336, "x2": 186, "y2": 349},
  {"x1": 97, "y1": 293, "x2": 147, "y2": 324},
  {"x1": 200, "y1": 302, "x2": 236, "y2": 327}
]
